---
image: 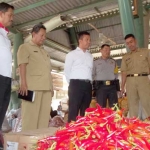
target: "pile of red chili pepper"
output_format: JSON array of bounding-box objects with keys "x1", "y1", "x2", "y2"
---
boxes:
[{"x1": 36, "y1": 104, "x2": 150, "y2": 150}]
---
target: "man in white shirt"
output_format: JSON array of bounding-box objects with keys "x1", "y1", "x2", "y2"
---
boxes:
[
  {"x1": 64, "y1": 31, "x2": 93, "y2": 122},
  {"x1": 0, "y1": 2, "x2": 14, "y2": 146}
]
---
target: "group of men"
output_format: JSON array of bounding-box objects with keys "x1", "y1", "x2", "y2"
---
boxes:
[
  {"x1": 64, "y1": 32, "x2": 119, "y2": 122},
  {"x1": 65, "y1": 32, "x2": 150, "y2": 122},
  {"x1": 1, "y1": 1, "x2": 150, "y2": 148}
]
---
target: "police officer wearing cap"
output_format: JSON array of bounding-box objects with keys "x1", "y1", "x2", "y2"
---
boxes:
[
  {"x1": 121, "y1": 34, "x2": 150, "y2": 119},
  {"x1": 92, "y1": 44, "x2": 119, "y2": 108}
]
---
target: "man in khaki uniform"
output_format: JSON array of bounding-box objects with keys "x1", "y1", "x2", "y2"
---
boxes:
[
  {"x1": 121, "y1": 34, "x2": 150, "y2": 119},
  {"x1": 17, "y1": 23, "x2": 53, "y2": 131}
]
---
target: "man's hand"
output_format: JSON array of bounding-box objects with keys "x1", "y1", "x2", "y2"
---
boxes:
[
  {"x1": 121, "y1": 87, "x2": 125, "y2": 97},
  {"x1": 18, "y1": 64, "x2": 27, "y2": 96},
  {"x1": 18, "y1": 82, "x2": 28, "y2": 96}
]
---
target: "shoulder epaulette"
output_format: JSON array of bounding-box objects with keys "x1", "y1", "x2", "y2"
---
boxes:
[
  {"x1": 109, "y1": 57, "x2": 116, "y2": 62},
  {"x1": 94, "y1": 57, "x2": 99, "y2": 61}
]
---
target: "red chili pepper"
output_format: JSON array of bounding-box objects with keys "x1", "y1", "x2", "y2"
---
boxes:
[{"x1": 36, "y1": 104, "x2": 150, "y2": 150}]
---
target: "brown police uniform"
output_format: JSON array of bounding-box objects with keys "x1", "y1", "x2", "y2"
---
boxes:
[
  {"x1": 17, "y1": 41, "x2": 53, "y2": 131},
  {"x1": 121, "y1": 48, "x2": 150, "y2": 118}
]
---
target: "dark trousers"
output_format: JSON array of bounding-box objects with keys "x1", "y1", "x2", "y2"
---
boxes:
[
  {"x1": 68, "y1": 79, "x2": 92, "y2": 122},
  {"x1": 96, "y1": 85, "x2": 118, "y2": 108},
  {"x1": 0, "y1": 75, "x2": 11, "y2": 130}
]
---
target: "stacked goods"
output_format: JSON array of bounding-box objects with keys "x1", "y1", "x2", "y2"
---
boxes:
[{"x1": 36, "y1": 104, "x2": 150, "y2": 150}]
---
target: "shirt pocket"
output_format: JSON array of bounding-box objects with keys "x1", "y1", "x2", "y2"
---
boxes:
[
  {"x1": 96, "y1": 63, "x2": 102, "y2": 73},
  {"x1": 137, "y1": 55, "x2": 148, "y2": 68},
  {"x1": 126, "y1": 58, "x2": 133, "y2": 70}
]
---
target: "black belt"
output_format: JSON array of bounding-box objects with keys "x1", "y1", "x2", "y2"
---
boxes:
[
  {"x1": 127, "y1": 74, "x2": 149, "y2": 77},
  {"x1": 96, "y1": 80, "x2": 115, "y2": 86},
  {"x1": 71, "y1": 79, "x2": 91, "y2": 83}
]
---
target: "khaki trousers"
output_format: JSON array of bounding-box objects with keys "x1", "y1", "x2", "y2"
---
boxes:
[
  {"x1": 21, "y1": 90, "x2": 51, "y2": 131},
  {"x1": 126, "y1": 76, "x2": 150, "y2": 118}
]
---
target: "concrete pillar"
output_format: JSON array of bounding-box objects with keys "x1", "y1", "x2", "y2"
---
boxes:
[
  {"x1": 118, "y1": 0, "x2": 136, "y2": 51},
  {"x1": 13, "y1": 33, "x2": 23, "y2": 79},
  {"x1": 10, "y1": 33, "x2": 23, "y2": 109},
  {"x1": 134, "y1": 0, "x2": 144, "y2": 48},
  {"x1": 143, "y1": 10, "x2": 150, "y2": 48}
]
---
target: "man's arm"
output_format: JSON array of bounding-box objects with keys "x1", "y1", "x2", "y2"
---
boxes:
[
  {"x1": 121, "y1": 71, "x2": 127, "y2": 95},
  {"x1": 114, "y1": 61, "x2": 118, "y2": 79},
  {"x1": 19, "y1": 64, "x2": 28, "y2": 96},
  {"x1": 50, "y1": 73, "x2": 54, "y2": 97},
  {"x1": 120, "y1": 56, "x2": 127, "y2": 96},
  {"x1": 92, "y1": 61, "x2": 96, "y2": 81},
  {"x1": 147, "y1": 50, "x2": 150, "y2": 73},
  {"x1": 17, "y1": 44, "x2": 29, "y2": 96},
  {"x1": 64, "y1": 53, "x2": 73, "y2": 83}
]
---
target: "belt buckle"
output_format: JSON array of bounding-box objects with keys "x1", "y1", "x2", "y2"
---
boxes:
[
  {"x1": 134, "y1": 74, "x2": 138, "y2": 77},
  {"x1": 106, "y1": 81, "x2": 110, "y2": 85}
]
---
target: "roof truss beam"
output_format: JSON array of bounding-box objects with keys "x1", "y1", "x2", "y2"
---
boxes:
[
  {"x1": 14, "y1": 0, "x2": 57, "y2": 14},
  {"x1": 55, "y1": 10, "x2": 119, "y2": 30},
  {"x1": 0, "y1": 0, "x2": 12, "y2": 3}
]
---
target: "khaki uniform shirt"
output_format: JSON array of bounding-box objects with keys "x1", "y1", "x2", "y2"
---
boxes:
[
  {"x1": 17, "y1": 41, "x2": 53, "y2": 91},
  {"x1": 121, "y1": 48, "x2": 150, "y2": 74},
  {"x1": 92, "y1": 57, "x2": 118, "y2": 80}
]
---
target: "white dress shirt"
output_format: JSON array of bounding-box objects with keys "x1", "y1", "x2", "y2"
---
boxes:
[
  {"x1": 0, "y1": 27, "x2": 12, "y2": 78},
  {"x1": 64, "y1": 47, "x2": 93, "y2": 83}
]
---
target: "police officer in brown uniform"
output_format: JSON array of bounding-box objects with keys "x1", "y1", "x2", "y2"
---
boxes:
[
  {"x1": 17, "y1": 23, "x2": 53, "y2": 131},
  {"x1": 121, "y1": 34, "x2": 150, "y2": 119},
  {"x1": 93, "y1": 44, "x2": 119, "y2": 108}
]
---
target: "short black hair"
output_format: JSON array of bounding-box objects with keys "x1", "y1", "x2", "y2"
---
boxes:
[
  {"x1": 31, "y1": 23, "x2": 46, "y2": 34},
  {"x1": 0, "y1": 2, "x2": 14, "y2": 12},
  {"x1": 101, "y1": 44, "x2": 110, "y2": 49},
  {"x1": 124, "y1": 34, "x2": 135, "y2": 40},
  {"x1": 78, "y1": 31, "x2": 90, "y2": 40}
]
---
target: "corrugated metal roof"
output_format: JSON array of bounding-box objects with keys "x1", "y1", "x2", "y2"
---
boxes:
[
  {"x1": 44, "y1": 46, "x2": 66, "y2": 62},
  {"x1": 75, "y1": 15, "x2": 121, "y2": 32},
  {"x1": 50, "y1": 59, "x2": 64, "y2": 69},
  {"x1": 13, "y1": 0, "x2": 99, "y2": 25},
  {"x1": 47, "y1": 30, "x2": 71, "y2": 48},
  {"x1": 12, "y1": 0, "x2": 39, "y2": 9},
  {"x1": 75, "y1": 15, "x2": 123, "y2": 46}
]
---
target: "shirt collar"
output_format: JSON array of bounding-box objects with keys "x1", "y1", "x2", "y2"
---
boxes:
[
  {"x1": 76, "y1": 47, "x2": 89, "y2": 52},
  {"x1": 100, "y1": 56, "x2": 110, "y2": 60},
  {"x1": 29, "y1": 40, "x2": 43, "y2": 48},
  {"x1": 129, "y1": 48, "x2": 140, "y2": 54},
  {"x1": 0, "y1": 22, "x2": 9, "y2": 32}
]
